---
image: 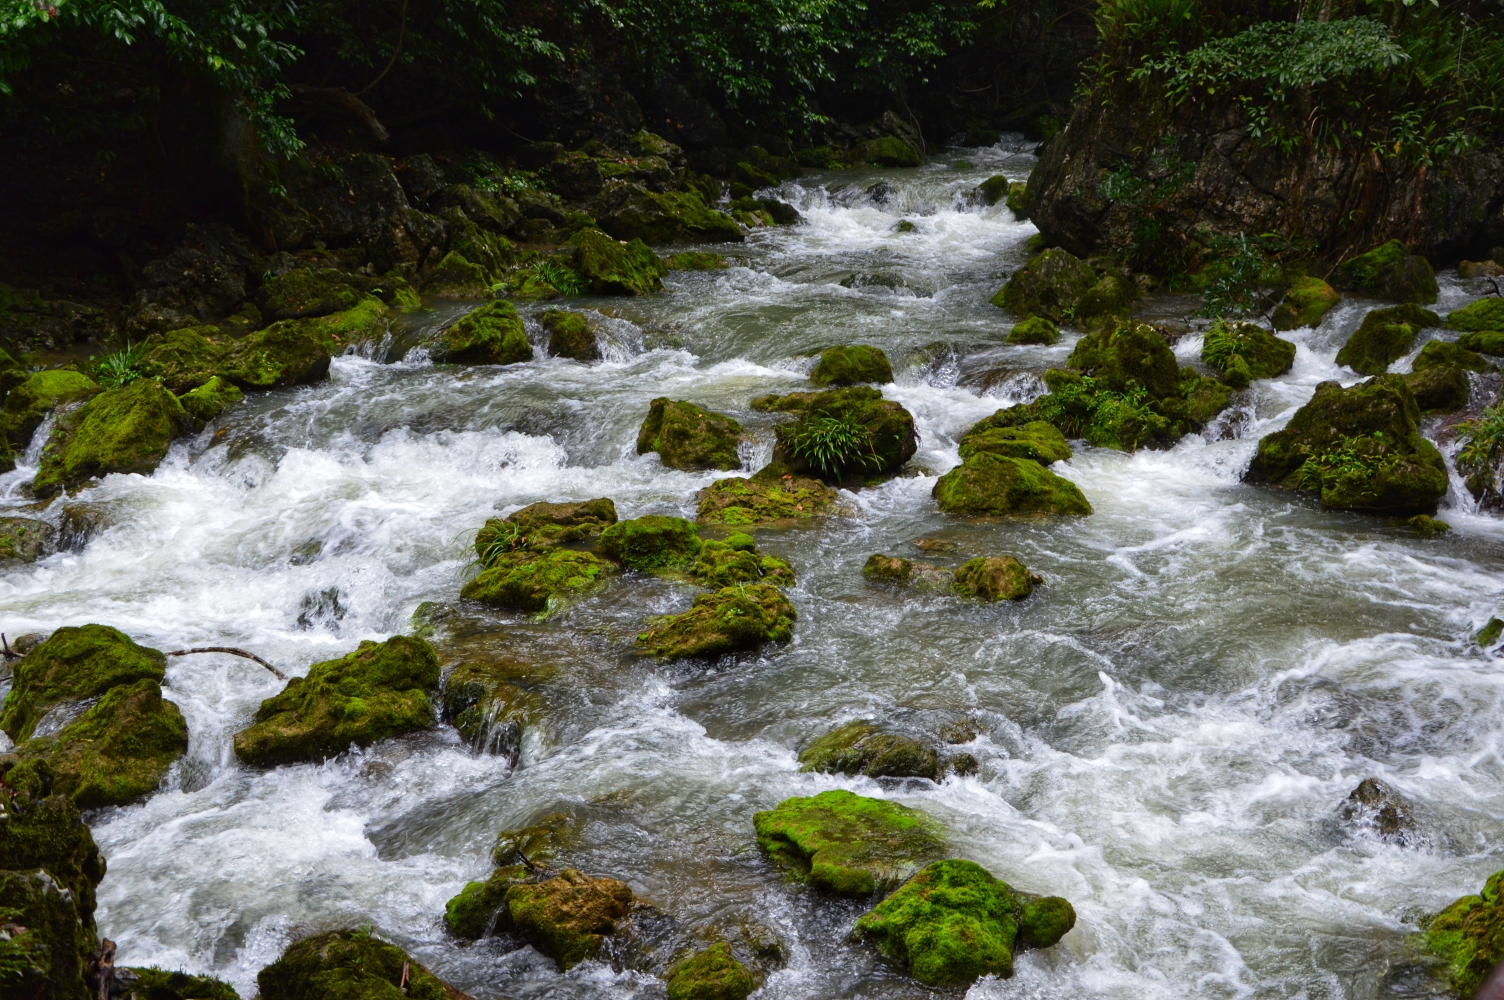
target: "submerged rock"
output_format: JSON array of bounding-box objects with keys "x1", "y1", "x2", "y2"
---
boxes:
[
  {"x1": 666, "y1": 252, "x2": 730, "y2": 271},
  {"x1": 862, "y1": 553, "x2": 954, "y2": 590},
  {"x1": 799, "y1": 721, "x2": 940, "y2": 780},
  {"x1": 666, "y1": 941, "x2": 755, "y2": 1000},
  {"x1": 1423, "y1": 870, "x2": 1504, "y2": 999},
  {"x1": 258, "y1": 929, "x2": 468, "y2": 1000},
  {"x1": 1330, "y1": 241, "x2": 1438, "y2": 304},
  {"x1": 754, "y1": 789, "x2": 945, "y2": 896},
  {"x1": 569, "y1": 228, "x2": 669, "y2": 295},
  {"x1": 461, "y1": 548, "x2": 617, "y2": 614},
  {"x1": 542, "y1": 309, "x2": 600, "y2": 361},
  {"x1": 695, "y1": 471, "x2": 837, "y2": 525},
  {"x1": 1006, "y1": 316, "x2": 1059, "y2": 345},
  {"x1": 1336, "y1": 304, "x2": 1439, "y2": 376},
  {"x1": 179, "y1": 376, "x2": 243, "y2": 429},
  {"x1": 0, "y1": 624, "x2": 166, "y2": 742},
  {"x1": 637, "y1": 583, "x2": 795, "y2": 658},
  {"x1": 933, "y1": 453, "x2": 1091, "y2": 518},
  {"x1": 0, "y1": 369, "x2": 100, "y2": 449},
  {"x1": 855, "y1": 859, "x2": 1075, "y2": 987},
  {"x1": 769, "y1": 387, "x2": 917, "y2": 483},
  {"x1": 636, "y1": 398, "x2": 746, "y2": 471},
  {"x1": 33, "y1": 379, "x2": 191, "y2": 497},
  {"x1": 1408, "y1": 514, "x2": 1451, "y2": 538},
  {"x1": 232, "y1": 635, "x2": 440, "y2": 767},
  {"x1": 507, "y1": 868, "x2": 636, "y2": 970},
  {"x1": 598, "y1": 515, "x2": 703, "y2": 571},
  {"x1": 992, "y1": 248, "x2": 1097, "y2": 324},
  {"x1": 1201, "y1": 320, "x2": 1296, "y2": 387},
  {"x1": 809, "y1": 345, "x2": 894, "y2": 386},
  {"x1": 1338, "y1": 778, "x2": 1414, "y2": 844},
  {"x1": 957, "y1": 420, "x2": 1071, "y2": 465},
  {"x1": 436, "y1": 300, "x2": 531, "y2": 365},
  {"x1": 0, "y1": 516, "x2": 55, "y2": 564},
  {"x1": 1272, "y1": 276, "x2": 1340, "y2": 331},
  {"x1": 688, "y1": 533, "x2": 794, "y2": 589},
  {"x1": 951, "y1": 555, "x2": 1038, "y2": 601}
]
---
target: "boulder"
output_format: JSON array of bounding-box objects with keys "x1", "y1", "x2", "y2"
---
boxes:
[
  {"x1": 809, "y1": 345, "x2": 893, "y2": 386},
  {"x1": 444, "y1": 864, "x2": 531, "y2": 940},
  {"x1": 695, "y1": 472, "x2": 837, "y2": 525},
  {"x1": 637, "y1": 583, "x2": 795, "y2": 658},
  {"x1": 542, "y1": 310, "x2": 600, "y2": 361},
  {"x1": 1201, "y1": 321, "x2": 1296, "y2": 387},
  {"x1": 257, "y1": 268, "x2": 364, "y2": 321},
  {"x1": 1272, "y1": 276, "x2": 1340, "y2": 330},
  {"x1": 0, "y1": 785, "x2": 107, "y2": 930},
  {"x1": 33, "y1": 380, "x2": 191, "y2": 497},
  {"x1": 1336, "y1": 304, "x2": 1440, "y2": 376},
  {"x1": 769, "y1": 387, "x2": 917, "y2": 483},
  {"x1": 1404, "y1": 363, "x2": 1469, "y2": 413},
  {"x1": 636, "y1": 398, "x2": 745, "y2": 471},
  {"x1": 0, "y1": 369, "x2": 100, "y2": 449},
  {"x1": 855, "y1": 859, "x2": 1075, "y2": 987},
  {"x1": 1423, "y1": 870, "x2": 1504, "y2": 1000},
  {"x1": 861, "y1": 554, "x2": 951, "y2": 590},
  {"x1": 1068, "y1": 320, "x2": 1178, "y2": 397},
  {"x1": 1337, "y1": 778, "x2": 1414, "y2": 844},
  {"x1": 1459, "y1": 260, "x2": 1504, "y2": 279},
  {"x1": 0, "y1": 869, "x2": 95, "y2": 1000},
  {"x1": 799, "y1": 721, "x2": 940, "y2": 780},
  {"x1": 851, "y1": 136, "x2": 921, "y2": 168},
  {"x1": 688, "y1": 533, "x2": 794, "y2": 588},
  {"x1": 1074, "y1": 273, "x2": 1139, "y2": 331},
  {"x1": 665, "y1": 942, "x2": 755, "y2": 1000},
  {"x1": 136, "y1": 326, "x2": 225, "y2": 393},
  {"x1": 933, "y1": 453, "x2": 1091, "y2": 517},
  {"x1": 1007, "y1": 316, "x2": 1059, "y2": 345},
  {"x1": 753, "y1": 789, "x2": 945, "y2": 896},
  {"x1": 992, "y1": 249, "x2": 1097, "y2": 324},
  {"x1": 1413, "y1": 339, "x2": 1491, "y2": 373},
  {"x1": 1330, "y1": 241, "x2": 1438, "y2": 304},
  {"x1": 666, "y1": 252, "x2": 730, "y2": 271},
  {"x1": 474, "y1": 498, "x2": 618, "y2": 554},
  {"x1": 951, "y1": 555, "x2": 1037, "y2": 601},
  {"x1": 0, "y1": 624, "x2": 166, "y2": 742},
  {"x1": 1458, "y1": 331, "x2": 1504, "y2": 356},
  {"x1": 957, "y1": 420, "x2": 1071, "y2": 465},
  {"x1": 257, "y1": 929, "x2": 468, "y2": 1000},
  {"x1": 435, "y1": 300, "x2": 531, "y2": 365},
  {"x1": 597, "y1": 515, "x2": 703, "y2": 571},
  {"x1": 180, "y1": 376, "x2": 244, "y2": 430},
  {"x1": 977, "y1": 176, "x2": 1009, "y2": 206},
  {"x1": 461, "y1": 548, "x2": 616, "y2": 615},
  {"x1": 0, "y1": 516, "x2": 54, "y2": 564},
  {"x1": 219, "y1": 303, "x2": 373, "y2": 389},
  {"x1": 1006, "y1": 181, "x2": 1030, "y2": 218},
  {"x1": 593, "y1": 184, "x2": 743, "y2": 244},
  {"x1": 569, "y1": 228, "x2": 669, "y2": 295},
  {"x1": 421, "y1": 251, "x2": 492, "y2": 298},
  {"x1": 440, "y1": 660, "x2": 545, "y2": 761},
  {"x1": 1447, "y1": 298, "x2": 1504, "y2": 334},
  {"x1": 232, "y1": 636, "x2": 441, "y2": 767},
  {"x1": 506, "y1": 868, "x2": 635, "y2": 971},
  {"x1": 1246, "y1": 375, "x2": 1448, "y2": 515},
  {"x1": 113, "y1": 968, "x2": 240, "y2": 1000},
  {"x1": 1409, "y1": 513, "x2": 1451, "y2": 538}
]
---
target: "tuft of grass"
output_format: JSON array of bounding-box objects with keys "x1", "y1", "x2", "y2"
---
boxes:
[
  {"x1": 786, "y1": 414, "x2": 871, "y2": 479},
  {"x1": 90, "y1": 341, "x2": 146, "y2": 389}
]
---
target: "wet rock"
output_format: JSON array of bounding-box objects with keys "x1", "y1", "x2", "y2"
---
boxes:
[
  {"x1": 957, "y1": 420, "x2": 1071, "y2": 465},
  {"x1": 1331, "y1": 241, "x2": 1439, "y2": 304},
  {"x1": 1006, "y1": 316, "x2": 1059, "y2": 345},
  {"x1": 809, "y1": 345, "x2": 893, "y2": 387},
  {"x1": 851, "y1": 136, "x2": 920, "y2": 168},
  {"x1": 461, "y1": 548, "x2": 617, "y2": 615},
  {"x1": 0, "y1": 517, "x2": 55, "y2": 564},
  {"x1": 1458, "y1": 331, "x2": 1504, "y2": 357},
  {"x1": 113, "y1": 967, "x2": 240, "y2": 1000},
  {"x1": 1477, "y1": 617, "x2": 1504, "y2": 647},
  {"x1": 0, "y1": 784, "x2": 107, "y2": 930},
  {"x1": 593, "y1": 184, "x2": 742, "y2": 244},
  {"x1": 636, "y1": 583, "x2": 795, "y2": 658},
  {"x1": 257, "y1": 268, "x2": 364, "y2": 321},
  {"x1": 1459, "y1": 260, "x2": 1504, "y2": 279},
  {"x1": 219, "y1": 301, "x2": 381, "y2": 389},
  {"x1": 444, "y1": 863, "x2": 531, "y2": 939},
  {"x1": 1404, "y1": 363, "x2": 1469, "y2": 413},
  {"x1": 1272, "y1": 276, "x2": 1340, "y2": 331},
  {"x1": 542, "y1": 310, "x2": 599, "y2": 361},
  {"x1": 952, "y1": 555, "x2": 1038, "y2": 602},
  {"x1": 1422, "y1": 870, "x2": 1504, "y2": 999},
  {"x1": 769, "y1": 387, "x2": 917, "y2": 483},
  {"x1": 992, "y1": 248, "x2": 1096, "y2": 324},
  {"x1": 1408, "y1": 514, "x2": 1451, "y2": 538},
  {"x1": 1006, "y1": 181, "x2": 1030, "y2": 219},
  {"x1": 435, "y1": 300, "x2": 532, "y2": 365},
  {"x1": 476, "y1": 498, "x2": 618, "y2": 553},
  {"x1": 34, "y1": 380, "x2": 191, "y2": 498},
  {"x1": 493, "y1": 812, "x2": 578, "y2": 869},
  {"x1": 134, "y1": 223, "x2": 254, "y2": 322},
  {"x1": 598, "y1": 515, "x2": 703, "y2": 571},
  {"x1": 0, "y1": 369, "x2": 101, "y2": 450},
  {"x1": 666, "y1": 941, "x2": 754, "y2": 1000},
  {"x1": 688, "y1": 533, "x2": 794, "y2": 588},
  {"x1": 753, "y1": 789, "x2": 945, "y2": 896},
  {"x1": 636, "y1": 398, "x2": 745, "y2": 471},
  {"x1": 695, "y1": 471, "x2": 837, "y2": 525},
  {"x1": 507, "y1": 868, "x2": 636, "y2": 970},
  {"x1": 666, "y1": 252, "x2": 729, "y2": 271},
  {"x1": 933, "y1": 453, "x2": 1091, "y2": 518},
  {"x1": 136, "y1": 326, "x2": 226, "y2": 394},
  {"x1": 1246, "y1": 375, "x2": 1448, "y2": 515},
  {"x1": 1074, "y1": 273, "x2": 1139, "y2": 331},
  {"x1": 1447, "y1": 298, "x2": 1504, "y2": 336},
  {"x1": 180, "y1": 377, "x2": 243, "y2": 430},
  {"x1": 799, "y1": 721, "x2": 940, "y2": 780},
  {"x1": 0, "y1": 625, "x2": 166, "y2": 743},
  {"x1": 1202, "y1": 321, "x2": 1296, "y2": 387},
  {"x1": 439, "y1": 659, "x2": 546, "y2": 759},
  {"x1": 569, "y1": 228, "x2": 669, "y2": 295},
  {"x1": 257, "y1": 928, "x2": 470, "y2": 1000},
  {"x1": 1413, "y1": 339, "x2": 1491, "y2": 374},
  {"x1": 0, "y1": 868, "x2": 95, "y2": 999},
  {"x1": 422, "y1": 253, "x2": 491, "y2": 299},
  {"x1": 232, "y1": 636, "x2": 441, "y2": 767},
  {"x1": 977, "y1": 175, "x2": 1009, "y2": 206},
  {"x1": 861, "y1": 553, "x2": 953, "y2": 591},
  {"x1": 1069, "y1": 319, "x2": 1178, "y2": 397},
  {"x1": 855, "y1": 859, "x2": 1075, "y2": 987},
  {"x1": 1337, "y1": 304, "x2": 1440, "y2": 376},
  {"x1": 1338, "y1": 778, "x2": 1414, "y2": 843}
]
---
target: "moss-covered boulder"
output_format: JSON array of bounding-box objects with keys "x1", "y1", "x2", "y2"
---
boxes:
[
  {"x1": 114, "y1": 967, "x2": 241, "y2": 1000},
  {"x1": 1075, "y1": 274, "x2": 1139, "y2": 331},
  {"x1": 422, "y1": 251, "x2": 492, "y2": 298},
  {"x1": 0, "y1": 624, "x2": 166, "y2": 742},
  {"x1": 688, "y1": 533, "x2": 794, "y2": 588},
  {"x1": 855, "y1": 859, "x2": 1075, "y2": 987},
  {"x1": 1007, "y1": 316, "x2": 1059, "y2": 345},
  {"x1": 809, "y1": 345, "x2": 894, "y2": 386},
  {"x1": 1202, "y1": 321, "x2": 1296, "y2": 387},
  {"x1": 1336, "y1": 304, "x2": 1439, "y2": 376},
  {"x1": 1478, "y1": 618, "x2": 1504, "y2": 647},
  {"x1": 218, "y1": 315, "x2": 341, "y2": 389},
  {"x1": 1331, "y1": 241, "x2": 1439, "y2": 304},
  {"x1": 637, "y1": 583, "x2": 795, "y2": 658},
  {"x1": 992, "y1": 248, "x2": 1097, "y2": 324},
  {"x1": 475, "y1": 498, "x2": 618, "y2": 555},
  {"x1": 0, "y1": 868, "x2": 95, "y2": 1000},
  {"x1": 951, "y1": 555, "x2": 1036, "y2": 601},
  {"x1": 696, "y1": 472, "x2": 837, "y2": 525},
  {"x1": 0, "y1": 369, "x2": 100, "y2": 448},
  {"x1": 1246, "y1": 375, "x2": 1448, "y2": 515},
  {"x1": 1272, "y1": 276, "x2": 1341, "y2": 330},
  {"x1": 1068, "y1": 319, "x2": 1178, "y2": 397},
  {"x1": 1404, "y1": 363, "x2": 1469, "y2": 413},
  {"x1": 257, "y1": 268, "x2": 364, "y2": 321},
  {"x1": 0, "y1": 516, "x2": 54, "y2": 564},
  {"x1": 257, "y1": 929, "x2": 467, "y2": 1000},
  {"x1": 637, "y1": 399, "x2": 745, "y2": 471},
  {"x1": 542, "y1": 309, "x2": 599, "y2": 361},
  {"x1": 595, "y1": 186, "x2": 743, "y2": 245},
  {"x1": 569, "y1": 228, "x2": 668, "y2": 296},
  {"x1": 666, "y1": 942, "x2": 754, "y2": 1000},
  {"x1": 598, "y1": 515, "x2": 703, "y2": 571},
  {"x1": 852, "y1": 136, "x2": 921, "y2": 168},
  {"x1": 439, "y1": 660, "x2": 545, "y2": 759},
  {"x1": 1006, "y1": 180, "x2": 1030, "y2": 218},
  {"x1": 33, "y1": 379, "x2": 190, "y2": 497},
  {"x1": 1458, "y1": 331, "x2": 1504, "y2": 356},
  {"x1": 977, "y1": 176, "x2": 1009, "y2": 206},
  {"x1": 232, "y1": 636, "x2": 440, "y2": 767},
  {"x1": 753, "y1": 789, "x2": 945, "y2": 896},
  {"x1": 137, "y1": 326, "x2": 226, "y2": 394},
  {"x1": 666, "y1": 252, "x2": 730, "y2": 271},
  {"x1": 1447, "y1": 297, "x2": 1504, "y2": 334},
  {"x1": 933, "y1": 453, "x2": 1091, "y2": 518},
  {"x1": 861, "y1": 553, "x2": 950, "y2": 589},
  {"x1": 1423, "y1": 870, "x2": 1504, "y2": 999},
  {"x1": 179, "y1": 376, "x2": 243, "y2": 429},
  {"x1": 444, "y1": 863, "x2": 531, "y2": 939},
  {"x1": 0, "y1": 785, "x2": 106, "y2": 929},
  {"x1": 1413, "y1": 339, "x2": 1491, "y2": 374},
  {"x1": 436, "y1": 300, "x2": 531, "y2": 365},
  {"x1": 770, "y1": 387, "x2": 917, "y2": 483},
  {"x1": 506, "y1": 868, "x2": 635, "y2": 970},
  {"x1": 461, "y1": 548, "x2": 616, "y2": 615},
  {"x1": 957, "y1": 420, "x2": 1070, "y2": 465},
  {"x1": 799, "y1": 722, "x2": 940, "y2": 780}
]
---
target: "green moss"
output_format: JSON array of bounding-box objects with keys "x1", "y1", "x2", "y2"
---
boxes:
[
  {"x1": 933, "y1": 453, "x2": 1091, "y2": 518},
  {"x1": 422, "y1": 251, "x2": 492, "y2": 298},
  {"x1": 569, "y1": 228, "x2": 669, "y2": 295},
  {"x1": 1075, "y1": 274, "x2": 1139, "y2": 330},
  {"x1": 851, "y1": 136, "x2": 920, "y2": 168},
  {"x1": 1202, "y1": 321, "x2": 1297, "y2": 383},
  {"x1": 1005, "y1": 180, "x2": 1030, "y2": 218},
  {"x1": 1068, "y1": 321, "x2": 1179, "y2": 398},
  {"x1": 218, "y1": 307, "x2": 356, "y2": 390},
  {"x1": 1458, "y1": 331, "x2": 1504, "y2": 356},
  {"x1": 0, "y1": 369, "x2": 100, "y2": 448},
  {"x1": 1404, "y1": 363, "x2": 1469, "y2": 413},
  {"x1": 1423, "y1": 870, "x2": 1504, "y2": 999},
  {"x1": 443, "y1": 864, "x2": 529, "y2": 939},
  {"x1": 958, "y1": 420, "x2": 1071, "y2": 465},
  {"x1": 33, "y1": 379, "x2": 190, "y2": 497},
  {"x1": 116, "y1": 967, "x2": 241, "y2": 1000},
  {"x1": 0, "y1": 869, "x2": 93, "y2": 1000},
  {"x1": 687, "y1": 537, "x2": 794, "y2": 588},
  {"x1": 0, "y1": 347, "x2": 29, "y2": 398},
  {"x1": 993, "y1": 249, "x2": 1097, "y2": 324},
  {"x1": 179, "y1": 376, "x2": 243, "y2": 429},
  {"x1": 799, "y1": 722, "x2": 940, "y2": 780},
  {"x1": 1338, "y1": 304, "x2": 1440, "y2": 375},
  {"x1": 863, "y1": 553, "x2": 913, "y2": 582},
  {"x1": 0, "y1": 516, "x2": 52, "y2": 563},
  {"x1": 1477, "y1": 618, "x2": 1504, "y2": 646},
  {"x1": 636, "y1": 398, "x2": 745, "y2": 471},
  {"x1": 753, "y1": 789, "x2": 945, "y2": 896},
  {"x1": 598, "y1": 515, "x2": 703, "y2": 571},
  {"x1": 137, "y1": 327, "x2": 226, "y2": 394},
  {"x1": 1272, "y1": 276, "x2": 1340, "y2": 330},
  {"x1": 374, "y1": 272, "x2": 422, "y2": 313},
  {"x1": 810, "y1": 345, "x2": 894, "y2": 386},
  {"x1": 257, "y1": 268, "x2": 363, "y2": 320},
  {"x1": 951, "y1": 555, "x2": 1035, "y2": 601},
  {"x1": 637, "y1": 583, "x2": 795, "y2": 658},
  {"x1": 1, "y1": 624, "x2": 166, "y2": 742},
  {"x1": 492, "y1": 812, "x2": 578, "y2": 868},
  {"x1": 695, "y1": 473, "x2": 837, "y2": 525},
  {"x1": 598, "y1": 189, "x2": 743, "y2": 245},
  {"x1": 438, "y1": 300, "x2": 531, "y2": 365},
  {"x1": 771, "y1": 387, "x2": 917, "y2": 482},
  {"x1": 1447, "y1": 298, "x2": 1504, "y2": 333},
  {"x1": 1413, "y1": 339, "x2": 1491, "y2": 373},
  {"x1": 1408, "y1": 513, "x2": 1451, "y2": 538},
  {"x1": 461, "y1": 548, "x2": 616, "y2": 615},
  {"x1": 232, "y1": 636, "x2": 440, "y2": 767},
  {"x1": 474, "y1": 498, "x2": 618, "y2": 555},
  {"x1": 977, "y1": 176, "x2": 1009, "y2": 206},
  {"x1": 542, "y1": 310, "x2": 599, "y2": 361},
  {"x1": 1331, "y1": 241, "x2": 1439, "y2": 303},
  {"x1": 8, "y1": 678, "x2": 187, "y2": 808},
  {"x1": 505, "y1": 868, "x2": 635, "y2": 970},
  {"x1": 666, "y1": 942, "x2": 754, "y2": 1000},
  {"x1": 666, "y1": 252, "x2": 730, "y2": 271},
  {"x1": 0, "y1": 786, "x2": 106, "y2": 929},
  {"x1": 257, "y1": 929, "x2": 456, "y2": 1000},
  {"x1": 1007, "y1": 316, "x2": 1059, "y2": 345}
]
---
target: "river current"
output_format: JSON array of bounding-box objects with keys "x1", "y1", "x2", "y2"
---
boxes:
[{"x1": 4, "y1": 140, "x2": 1503, "y2": 1000}]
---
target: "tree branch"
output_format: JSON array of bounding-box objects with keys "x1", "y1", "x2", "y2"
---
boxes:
[{"x1": 167, "y1": 647, "x2": 287, "y2": 680}]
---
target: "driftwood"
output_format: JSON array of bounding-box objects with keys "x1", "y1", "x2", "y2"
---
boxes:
[
  {"x1": 287, "y1": 84, "x2": 390, "y2": 142},
  {"x1": 167, "y1": 647, "x2": 287, "y2": 681}
]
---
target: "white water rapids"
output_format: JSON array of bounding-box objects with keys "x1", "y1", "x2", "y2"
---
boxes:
[{"x1": 3, "y1": 140, "x2": 1504, "y2": 999}]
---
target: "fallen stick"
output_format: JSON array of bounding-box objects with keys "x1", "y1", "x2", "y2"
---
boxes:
[{"x1": 166, "y1": 647, "x2": 286, "y2": 680}]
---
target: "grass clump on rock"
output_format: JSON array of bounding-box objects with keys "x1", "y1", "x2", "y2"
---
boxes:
[
  {"x1": 666, "y1": 941, "x2": 754, "y2": 1000},
  {"x1": 257, "y1": 929, "x2": 463, "y2": 1000},
  {"x1": 637, "y1": 583, "x2": 795, "y2": 658},
  {"x1": 1201, "y1": 320, "x2": 1296, "y2": 388},
  {"x1": 33, "y1": 379, "x2": 191, "y2": 497},
  {"x1": 463, "y1": 499, "x2": 620, "y2": 615},
  {"x1": 598, "y1": 515, "x2": 703, "y2": 571},
  {"x1": 754, "y1": 789, "x2": 945, "y2": 896},
  {"x1": 437, "y1": 300, "x2": 531, "y2": 365},
  {"x1": 637, "y1": 398, "x2": 746, "y2": 471},
  {"x1": 809, "y1": 345, "x2": 893, "y2": 386},
  {"x1": 766, "y1": 387, "x2": 917, "y2": 483},
  {"x1": 1422, "y1": 870, "x2": 1504, "y2": 1000}
]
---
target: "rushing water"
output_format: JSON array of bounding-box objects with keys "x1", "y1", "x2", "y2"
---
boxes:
[{"x1": 4, "y1": 139, "x2": 1504, "y2": 1000}]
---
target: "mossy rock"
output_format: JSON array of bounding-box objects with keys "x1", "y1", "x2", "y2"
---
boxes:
[
  {"x1": 0, "y1": 346, "x2": 29, "y2": 398},
  {"x1": 0, "y1": 868, "x2": 94, "y2": 1000},
  {"x1": 666, "y1": 252, "x2": 730, "y2": 271},
  {"x1": 116, "y1": 967, "x2": 241, "y2": 1000},
  {"x1": 33, "y1": 379, "x2": 191, "y2": 498},
  {"x1": 444, "y1": 864, "x2": 530, "y2": 939},
  {"x1": 437, "y1": 300, "x2": 531, "y2": 365},
  {"x1": 1067, "y1": 320, "x2": 1179, "y2": 398},
  {"x1": 137, "y1": 327, "x2": 226, "y2": 394},
  {"x1": 1447, "y1": 298, "x2": 1504, "y2": 333},
  {"x1": 179, "y1": 376, "x2": 243, "y2": 429},
  {"x1": 666, "y1": 942, "x2": 754, "y2": 1000},
  {"x1": 598, "y1": 515, "x2": 703, "y2": 571},
  {"x1": 257, "y1": 268, "x2": 364, "y2": 321},
  {"x1": 809, "y1": 345, "x2": 894, "y2": 386},
  {"x1": 0, "y1": 624, "x2": 166, "y2": 742},
  {"x1": 695, "y1": 473, "x2": 837, "y2": 525},
  {"x1": 461, "y1": 548, "x2": 616, "y2": 615},
  {"x1": 1202, "y1": 321, "x2": 1296, "y2": 385},
  {"x1": 1331, "y1": 241, "x2": 1438, "y2": 304},
  {"x1": 596, "y1": 188, "x2": 743, "y2": 245},
  {"x1": 1247, "y1": 375, "x2": 1448, "y2": 515},
  {"x1": 232, "y1": 636, "x2": 441, "y2": 767},
  {"x1": 1005, "y1": 180, "x2": 1030, "y2": 218},
  {"x1": 1423, "y1": 870, "x2": 1504, "y2": 999},
  {"x1": 257, "y1": 929, "x2": 464, "y2": 1000},
  {"x1": 505, "y1": 868, "x2": 635, "y2": 970},
  {"x1": 1413, "y1": 339, "x2": 1491, "y2": 374},
  {"x1": 1478, "y1": 618, "x2": 1504, "y2": 647},
  {"x1": 861, "y1": 554, "x2": 954, "y2": 592},
  {"x1": 1408, "y1": 514, "x2": 1451, "y2": 538},
  {"x1": 976, "y1": 176, "x2": 1009, "y2": 206},
  {"x1": 1272, "y1": 276, "x2": 1340, "y2": 330},
  {"x1": 933, "y1": 453, "x2": 1091, "y2": 518},
  {"x1": 1075, "y1": 274, "x2": 1139, "y2": 330},
  {"x1": 799, "y1": 722, "x2": 940, "y2": 780},
  {"x1": 851, "y1": 136, "x2": 921, "y2": 168},
  {"x1": 439, "y1": 661, "x2": 543, "y2": 757},
  {"x1": 1404, "y1": 363, "x2": 1469, "y2": 413},
  {"x1": 0, "y1": 369, "x2": 100, "y2": 448},
  {"x1": 423, "y1": 250, "x2": 493, "y2": 298},
  {"x1": 637, "y1": 398, "x2": 745, "y2": 471},
  {"x1": 474, "y1": 498, "x2": 618, "y2": 554},
  {"x1": 0, "y1": 516, "x2": 54, "y2": 564},
  {"x1": 753, "y1": 789, "x2": 945, "y2": 896},
  {"x1": 637, "y1": 583, "x2": 795, "y2": 658},
  {"x1": 373, "y1": 272, "x2": 423, "y2": 313},
  {"x1": 218, "y1": 306, "x2": 362, "y2": 389},
  {"x1": 1336, "y1": 304, "x2": 1439, "y2": 376},
  {"x1": 855, "y1": 859, "x2": 1075, "y2": 987},
  {"x1": 951, "y1": 555, "x2": 1036, "y2": 601},
  {"x1": 993, "y1": 249, "x2": 1097, "y2": 324},
  {"x1": 770, "y1": 387, "x2": 917, "y2": 482},
  {"x1": 957, "y1": 420, "x2": 1070, "y2": 465},
  {"x1": 7, "y1": 678, "x2": 187, "y2": 808},
  {"x1": 688, "y1": 535, "x2": 794, "y2": 588},
  {"x1": 542, "y1": 309, "x2": 599, "y2": 361},
  {"x1": 569, "y1": 228, "x2": 668, "y2": 296},
  {"x1": 1007, "y1": 316, "x2": 1059, "y2": 345},
  {"x1": 0, "y1": 786, "x2": 106, "y2": 927},
  {"x1": 1457, "y1": 331, "x2": 1504, "y2": 356}
]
